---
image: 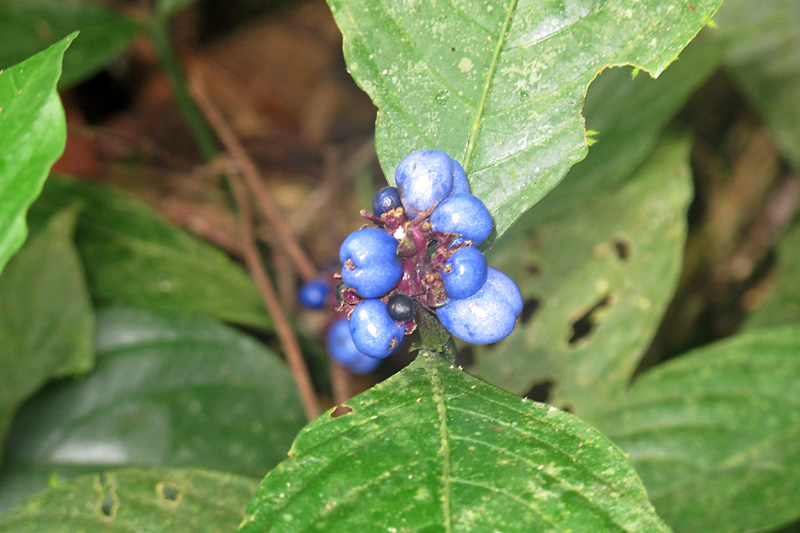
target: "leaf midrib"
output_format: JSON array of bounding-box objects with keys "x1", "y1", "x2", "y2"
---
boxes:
[
  {"x1": 462, "y1": 0, "x2": 519, "y2": 172},
  {"x1": 425, "y1": 353, "x2": 453, "y2": 533}
]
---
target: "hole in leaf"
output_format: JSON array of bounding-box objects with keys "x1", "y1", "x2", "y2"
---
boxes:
[
  {"x1": 520, "y1": 298, "x2": 541, "y2": 324},
  {"x1": 160, "y1": 484, "x2": 181, "y2": 502},
  {"x1": 331, "y1": 404, "x2": 353, "y2": 418},
  {"x1": 523, "y1": 380, "x2": 554, "y2": 403},
  {"x1": 568, "y1": 294, "x2": 613, "y2": 345},
  {"x1": 613, "y1": 238, "x2": 631, "y2": 261},
  {"x1": 97, "y1": 474, "x2": 117, "y2": 519},
  {"x1": 100, "y1": 496, "x2": 115, "y2": 517}
]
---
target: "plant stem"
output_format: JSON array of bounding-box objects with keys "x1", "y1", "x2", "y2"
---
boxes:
[
  {"x1": 416, "y1": 307, "x2": 460, "y2": 366},
  {"x1": 229, "y1": 169, "x2": 321, "y2": 421},
  {"x1": 149, "y1": 22, "x2": 218, "y2": 162},
  {"x1": 183, "y1": 66, "x2": 321, "y2": 419}
]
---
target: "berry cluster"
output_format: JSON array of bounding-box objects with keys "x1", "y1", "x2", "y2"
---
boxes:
[{"x1": 334, "y1": 149, "x2": 522, "y2": 361}]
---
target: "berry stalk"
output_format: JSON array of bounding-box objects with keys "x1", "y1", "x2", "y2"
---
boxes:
[{"x1": 416, "y1": 306, "x2": 459, "y2": 366}]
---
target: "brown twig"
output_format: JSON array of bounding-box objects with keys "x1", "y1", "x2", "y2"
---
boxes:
[
  {"x1": 189, "y1": 74, "x2": 318, "y2": 282},
  {"x1": 228, "y1": 169, "x2": 321, "y2": 420}
]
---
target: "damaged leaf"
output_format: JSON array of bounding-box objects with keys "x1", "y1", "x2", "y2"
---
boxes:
[{"x1": 471, "y1": 138, "x2": 691, "y2": 419}]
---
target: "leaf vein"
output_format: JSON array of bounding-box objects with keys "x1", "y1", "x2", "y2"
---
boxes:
[{"x1": 463, "y1": 0, "x2": 519, "y2": 172}]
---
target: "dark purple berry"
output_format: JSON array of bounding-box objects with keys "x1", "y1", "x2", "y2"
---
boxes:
[
  {"x1": 372, "y1": 186, "x2": 402, "y2": 217},
  {"x1": 335, "y1": 282, "x2": 348, "y2": 304},
  {"x1": 387, "y1": 293, "x2": 415, "y2": 323}
]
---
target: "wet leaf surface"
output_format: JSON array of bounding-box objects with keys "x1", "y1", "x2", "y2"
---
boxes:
[{"x1": 241, "y1": 353, "x2": 669, "y2": 532}]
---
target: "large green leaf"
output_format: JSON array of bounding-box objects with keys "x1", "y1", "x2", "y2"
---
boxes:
[
  {"x1": 0, "y1": 467, "x2": 257, "y2": 532},
  {"x1": 0, "y1": 34, "x2": 70, "y2": 276},
  {"x1": 0, "y1": 207, "x2": 94, "y2": 463},
  {"x1": 328, "y1": 0, "x2": 721, "y2": 239},
  {"x1": 714, "y1": 0, "x2": 800, "y2": 169},
  {"x1": 0, "y1": 1, "x2": 142, "y2": 88},
  {"x1": 594, "y1": 324, "x2": 800, "y2": 533},
  {"x1": 0, "y1": 307, "x2": 303, "y2": 513},
  {"x1": 241, "y1": 353, "x2": 669, "y2": 532},
  {"x1": 470, "y1": 138, "x2": 691, "y2": 417},
  {"x1": 27, "y1": 177, "x2": 271, "y2": 329}
]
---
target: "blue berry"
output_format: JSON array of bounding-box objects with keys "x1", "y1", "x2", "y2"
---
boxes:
[
  {"x1": 326, "y1": 318, "x2": 381, "y2": 374},
  {"x1": 387, "y1": 293, "x2": 415, "y2": 323},
  {"x1": 437, "y1": 267, "x2": 522, "y2": 344},
  {"x1": 451, "y1": 158, "x2": 470, "y2": 195},
  {"x1": 372, "y1": 186, "x2": 402, "y2": 217},
  {"x1": 395, "y1": 149, "x2": 461, "y2": 218},
  {"x1": 340, "y1": 227, "x2": 402, "y2": 298},
  {"x1": 297, "y1": 279, "x2": 330, "y2": 309},
  {"x1": 430, "y1": 193, "x2": 493, "y2": 247},
  {"x1": 442, "y1": 247, "x2": 487, "y2": 300},
  {"x1": 349, "y1": 299, "x2": 405, "y2": 358}
]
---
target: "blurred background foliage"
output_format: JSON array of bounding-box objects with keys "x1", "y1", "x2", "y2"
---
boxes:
[{"x1": 1, "y1": 0, "x2": 800, "y2": 530}]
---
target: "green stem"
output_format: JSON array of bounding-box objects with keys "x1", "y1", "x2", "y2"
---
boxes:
[
  {"x1": 416, "y1": 307, "x2": 460, "y2": 366},
  {"x1": 149, "y1": 21, "x2": 218, "y2": 162}
]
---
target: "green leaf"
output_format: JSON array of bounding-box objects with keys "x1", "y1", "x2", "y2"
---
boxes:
[
  {"x1": 0, "y1": 467, "x2": 258, "y2": 532},
  {"x1": 0, "y1": 307, "x2": 304, "y2": 513},
  {"x1": 594, "y1": 324, "x2": 800, "y2": 533},
  {"x1": 0, "y1": 207, "x2": 94, "y2": 464},
  {"x1": 0, "y1": 1, "x2": 142, "y2": 88},
  {"x1": 713, "y1": 0, "x2": 800, "y2": 169},
  {"x1": 470, "y1": 137, "x2": 691, "y2": 417},
  {"x1": 28, "y1": 177, "x2": 271, "y2": 330},
  {"x1": 0, "y1": 33, "x2": 71, "y2": 276},
  {"x1": 327, "y1": 0, "x2": 721, "y2": 239},
  {"x1": 241, "y1": 353, "x2": 669, "y2": 532},
  {"x1": 744, "y1": 221, "x2": 800, "y2": 330},
  {"x1": 529, "y1": 35, "x2": 721, "y2": 224}
]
